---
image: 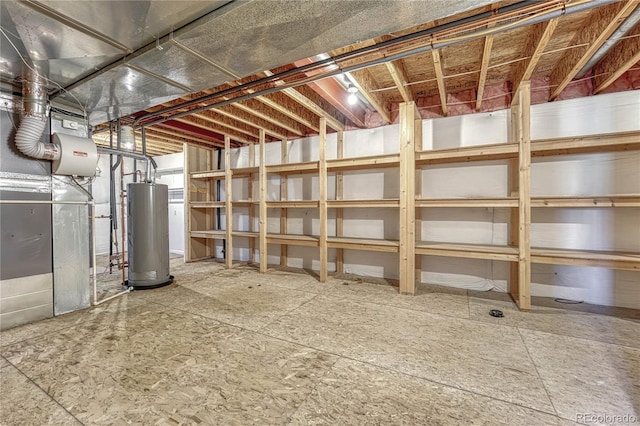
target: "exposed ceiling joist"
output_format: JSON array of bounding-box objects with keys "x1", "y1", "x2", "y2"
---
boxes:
[
  {"x1": 512, "y1": 18, "x2": 559, "y2": 96},
  {"x1": 385, "y1": 60, "x2": 414, "y2": 103},
  {"x1": 431, "y1": 49, "x2": 448, "y2": 116},
  {"x1": 257, "y1": 93, "x2": 320, "y2": 132},
  {"x1": 192, "y1": 112, "x2": 259, "y2": 139},
  {"x1": 281, "y1": 86, "x2": 345, "y2": 131},
  {"x1": 214, "y1": 105, "x2": 288, "y2": 140},
  {"x1": 263, "y1": 70, "x2": 345, "y2": 131},
  {"x1": 147, "y1": 125, "x2": 223, "y2": 146},
  {"x1": 235, "y1": 99, "x2": 306, "y2": 136},
  {"x1": 476, "y1": 35, "x2": 493, "y2": 111},
  {"x1": 349, "y1": 69, "x2": 391, "y2": 124},
  {"x1": 594, "y1": 23, "x2": 640, "y2": 94},
  {"x1": 549, "y1": 1, "x2": 639, "y2": 100},
  {"x1": 175, "y1": 116, "x2": 255, "y2": 145}
]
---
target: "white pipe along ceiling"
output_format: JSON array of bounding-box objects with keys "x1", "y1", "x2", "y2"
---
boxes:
[{"x1": 0, "y1": 0, "x2": 497, "y2": 126}]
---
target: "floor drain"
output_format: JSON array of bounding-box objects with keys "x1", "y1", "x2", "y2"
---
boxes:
[{"x1": 489, "y1": 309, "x2": 504, "y2": 318}]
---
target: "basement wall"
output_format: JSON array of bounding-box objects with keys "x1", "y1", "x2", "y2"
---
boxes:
[{"x1": 219, "y1": 90, "x2": 639, "y2": 309}]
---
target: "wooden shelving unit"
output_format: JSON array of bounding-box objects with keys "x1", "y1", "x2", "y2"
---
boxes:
[{"x1": 185, "y1": 84, "x2": 640, "y2": 310}]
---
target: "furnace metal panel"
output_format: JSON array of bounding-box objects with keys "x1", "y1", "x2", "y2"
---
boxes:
[{"x1": 52, "y1": 177, "x2": 91, "y2": 315}]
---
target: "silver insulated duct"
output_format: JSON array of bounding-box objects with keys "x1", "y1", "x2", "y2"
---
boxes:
[
  {"x1": 15, "y1": 69, "x2": 60, "y2": 161},
  {"x1": 126, "y1": 182, "x2": 173, "y2": 289}
]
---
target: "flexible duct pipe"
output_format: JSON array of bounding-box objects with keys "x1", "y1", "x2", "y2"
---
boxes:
[{"x1": 15, "y1": 69, "x2": 60, "y2": 161}]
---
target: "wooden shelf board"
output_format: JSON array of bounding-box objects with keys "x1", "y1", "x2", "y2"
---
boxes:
[
  {"x1": 266, "y1": 233, "x2": 320, "y2": 247},
  {"x1": 531, "y1": 248, "x2": 640, "y2": 271},
  {"x1": 416, "y1": 143, "x2": 518, "y2": 165},
  {"x1": 191, "y1": 170, "x2": 225, "y2": 179},
  {"x1": 232, "y1": 201, "x2": 255, "y2": 207},
  {"x1": 532, "y1": 131, "x2": 640, "y2": 157},
  {"x1": 327, "y1": 153, "x2": 400, "y2": 171},
  {"x1": 415, "y1": 241, "x2": 519, "y2": 261},
  {"x1": 190, "y1": 201, "x2": 225, "y2": 208},
  {"x1": 232, "y1": 231, "x2": 259, "y2": 238},
  {"x1": 266, "y1": 161, "x2": 319, "y2": 175},
  {"x1": 327, "y1": 199, "x2": 400, "y2": 208},
  {"x1": 231, "y1": 166, "x2": 259, "y2": 177},
  {"x1": 328, "y1": 236, "x2": 399, "y2": 253},
  {"x1": 266, "y1": 200, "x2": 319, "y2": 208},
  {"x1": 531, "y1": 195, "x2": 640, "y2": 208},
  {"x1": 416, "y1": 197, "x2": 518, "y2": 208},
  {"x1": 190, "y1": 230, "x2": 226, "y2": 239}
]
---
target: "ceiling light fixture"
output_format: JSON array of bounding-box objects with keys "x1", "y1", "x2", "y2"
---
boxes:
[{"x1": 347, "y1": 84, "x2": 358, "y2": 105}]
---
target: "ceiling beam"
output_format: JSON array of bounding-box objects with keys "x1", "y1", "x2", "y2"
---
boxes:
[
  {"x1": 512, "y1": 18, "x2": 559, "y2": 96},
  {"x1": 214, "y1": 105, "x2": 288, "y2": 140},
  {"x1": 257, "y1": 93, "x2": 320, "y2": 132},
  {"x1": 174, "y1": 116, "x2": 255, "y2": 145},
  {"x1": 431, "y1": 49, "x2": 448, "y2": 116},
  {"x1": 291, "y1": 58, "x2": 366, "y2": 127},
  {"x1": 147, "y1": 124, "x2": 228, "y2": 146},
  {"x1": 349, "y1": 68, "x2": 392, "y2": 124},
  {"x1": 549, "y1": 1, "x2": 639, "y2": 100},
  {"x1": 476, "y1": 35, "x2": 494, "y2": 111},
  {"x1": 594, "y1": 22, "x2": 640, "y2": 94},
  {"x1": 193, "y1": 111, "x2": 260, "y2": 138},
  {"x1": 156, "y1": 119, "x2": 224, "y2": 145},
  {"x1": 281, "y1": 86, "x2": 345, "y2": 131},
  {"x1": 385, "y1": 60, "x2": 413, "y2": 103},
  {"x1": 264, "y1": 70, "x2": 344, "y2": 131},
  {"x1": 235, "y1": 99, "x2": 306, "y2": 136}
]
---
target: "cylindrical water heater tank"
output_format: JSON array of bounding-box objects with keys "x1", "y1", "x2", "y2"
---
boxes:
[{"x1": 127, "y1": 182, "x2": 173, "y2": 289}]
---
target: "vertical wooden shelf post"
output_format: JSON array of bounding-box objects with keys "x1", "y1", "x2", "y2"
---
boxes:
[
  {"x1": 224, "y1": 135, "x2": 233, "y2": 268},
  {"x1": 248, "y1": 141, "x2": 256, "y2": 264},
  {"x1": 509, "y1": 81, "x2": 531, "y2": 310},
  {"x1": 335, "y1": 131, "x2": 344, "y2": 274},
  {"x1": 185, "y1": 144, "x2": 214, "y2": 262},
  {"x1": 414, "y1": 108, "x2": 423, "y2": 287},
  {"x1": 259, "y1": 129, "x2": 268, "y2": 273},
  {"x1": 399, "y1": 102, "x2": 418, "y2": 294},
  {"x1": 280, "y1": 139, "x2": 288, "y2": 266},
  {"x1": 319, "y1": 117, "x2": 328, "y2": 282}
]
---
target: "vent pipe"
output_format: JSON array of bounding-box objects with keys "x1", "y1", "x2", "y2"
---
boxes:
[{"x1": 15, "y1": 68, "x2": 60, "y2": 161}]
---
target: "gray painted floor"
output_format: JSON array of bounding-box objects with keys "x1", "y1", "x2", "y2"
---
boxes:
[{"x1": 1, "y1": 258, "x2": 639, "y2": 425}]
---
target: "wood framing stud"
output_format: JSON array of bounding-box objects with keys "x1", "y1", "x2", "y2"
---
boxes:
[
  {"x1": 280, "y1": 139, "x2": 288, "y2": 266},
  {"x1": 319, "y1": 118, "x2": 328, "y2": 282},
  {"x1": 248, "y1": 142, "x2": 256, "y2": 264},
  {"x1": 224, "y1": 135, "x2": 233, "y2": 268},
  {"x1": 259, "y1": 129, "x2": 268, "y2": 272},
  {"x1": 399, "y1": 101, "x2": 418, "y2": 294},
  {"x1": 431, "y1": 49, "x2": 448, "y2": 116},
  {"x1": 550, "y1": 0, "x2": 639, "y2": 100},
  {"x1": 336, "y1": 131, "x2": 344, "y2": 274}
]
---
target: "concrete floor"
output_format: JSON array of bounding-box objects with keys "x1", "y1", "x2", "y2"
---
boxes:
[{"x1": 1, "y1": 258, "x2": 638, "y2": 425}]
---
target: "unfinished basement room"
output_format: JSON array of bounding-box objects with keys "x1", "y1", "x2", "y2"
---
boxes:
[{"x1": 1, "y1": 0, "x2": 639, "y2": 424}]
